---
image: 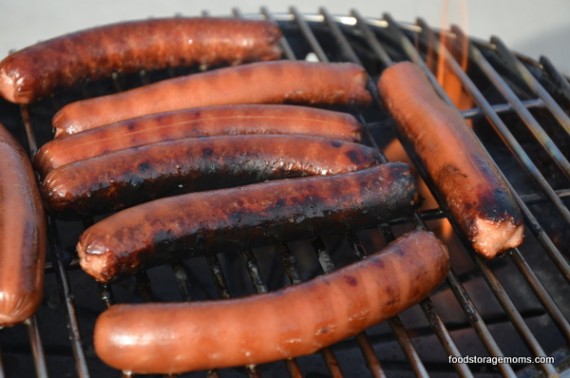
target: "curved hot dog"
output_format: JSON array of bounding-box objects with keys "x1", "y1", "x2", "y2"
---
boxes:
[
  {"x1": 42, "y1": 134, "x2": 383, "y2": 217},
  {"x1": 93, "y1": 230, "x2": 449, "y2": 374},
  {"x1": 0, "y1": 124, "x2": 46, "y2": 327},
  {"x1": 52, "y1": 61, "x2": 372, "y2": 134},
  {"x1": 0, "y1": 18, "x2": 282, "y2": 104},
  {"x1": 35, "y1": 104, "x2": 363, "y2": 175},
  {"x1": 77, "y1": 163, "x2": 419, "y2": 283},
  {"x1": 377, "y1": 62, "x2": 524, "y2": 258}
]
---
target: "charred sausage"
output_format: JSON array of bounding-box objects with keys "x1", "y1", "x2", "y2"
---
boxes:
[
  {"x1": 42, "y1": 134, "x2": 383, "y2": 217},
  {"x1": 77, "y1": 163, "x2": 419, "y2": 283},
  {"x1": 0, "y1": 124, "x2": 46, "y2": 327},
  {"x1": 52, "y1": 61, "x2": 372, "y2": 134},
  {"x1": 0, "y1": 18, "x2": 282, "y2": 104},
  {"x1": 377, "y1": 62, "x2": 524, "y2": 258},
  {"x1": 35, "y1": 104, "x2": 363, "y2": 175},
  {"x1": 93, "y1": 230, "x2": 449, "y2": 374}
]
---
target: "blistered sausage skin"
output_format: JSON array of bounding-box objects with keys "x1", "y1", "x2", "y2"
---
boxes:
[
  {"x1": 377, "y1": 62, "x2": 524, "y2": 258},
  {"x1": 35, "y1": 104, "x2": 363, "y2": 175},
  {"x1": 93, "y1": 230, "x2": 449, "y2": 374},
  {"x1": 52, "y1": 61, "x2": 372, "y2": 134},
  {"x1": 42, "y1": 134, "x2": 383, "y2": 217},
  {"x1": 77, "y1": 163, "x2": 419, "y2": 283},
  {"x1": 0, "y1": 124, "x2": 47, "y2": 327},
  {"x1": 0, "y1": 18, "x2": 282, "y2": 104}
]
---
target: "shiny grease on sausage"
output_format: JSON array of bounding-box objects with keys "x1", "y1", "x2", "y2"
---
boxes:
[
  {"x1": 77, "y1": 163, "x2": 419, "y2": 283},
  {"x1": 0, "y1": 18, "x2": 282, "y2": 104},
  {"x1": 35, "y1": 104, "x2": 364, "y2": 175},
  {"x1": 377, "y1": 62, "x2": 524, "y2": 258},
  {"x1": 0, "y1": 124, "x2": 47, "y2": 327},
  {"x1": 93, "y1": 230, "x2": 449, "y2": 374},
  {"x1": 41, "y1": 134, "x2": 383, "y2": 217},
  {"x1": 52, "y1": 61, "x2": 373, "y2": 134}
]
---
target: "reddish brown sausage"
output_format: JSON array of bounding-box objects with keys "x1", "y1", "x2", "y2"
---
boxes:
[
  {"x1": 93, "y1": 230, "x2": 449, "y2": 374},
  {"x1": 41, "y1": 134, "x2": 383, "y2": 217},
  {"x1": 0, "y1": 124, "x2": 46, "y2": 327},
  {"x1": 77, "y1": 163, "x2": 419, "y2": 283},
  {"x1": 0, "y1": 18, "x2": 282, "y2": 104},
  {"x1": 377, "y1": 62, "x2": 524, "y2": 258},
  {"x1": 52, "y1": 61, "x2": 372, "y2": 134},
  {"x1": 35, "y1": 104, "x2": 363, "y2": 175}
]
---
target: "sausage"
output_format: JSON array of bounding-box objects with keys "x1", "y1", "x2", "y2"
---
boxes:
[
  {"x1": 77, "y1": 162, "x2": 419, "y2": 283},
  {"x1": 377, "y1": 62, "x2": 524, "y2": 258},
  {"x1": 35, "y1": 104, "x2": 363, "y2": 175},
  {"x1": 0, "y1": 18, "x2": 282, "y2": 104},
  {"x1": 0, "y1": 124, "x2": 47, "y2": 327},
  {"x1": 42, "y1": 134, "x2": 383, "y2": 217},
  {"x1": 93, "y1": 230, "x2": 449, "y2": 374},
  {"x1": 52, "y1": 61, "x2": 373, "y2": 134}
]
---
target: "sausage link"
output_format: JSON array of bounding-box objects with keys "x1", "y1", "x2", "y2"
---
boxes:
[
  {"x1": 35, "y1": 104, "x2": 363, "y2": 175},
  {"x1": 0, "y1": 124, "x2": 47, "y2": 327},
  {"x1": 0, "y1": 18, "x2": 282, "y2": 104},
  {"x1": 52, "y1": 61, "x2": 372, "y2": 134},
  {"x1": 93, "y1": 230, "x2": 449, "y2": 374},
  {"x1": 42, "y1": 134, "x2": 383, "y2": 217},
  {"x1": 77, "y1": 163, "x2": 419, "y2": 283},
  {"x1": 377, "y1": 62, "x2": 524, "y2": 258}
]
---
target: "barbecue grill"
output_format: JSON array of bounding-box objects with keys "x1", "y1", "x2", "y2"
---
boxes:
[{"x1": 0, "y1": 8, "x2": 568, "y2": 378}]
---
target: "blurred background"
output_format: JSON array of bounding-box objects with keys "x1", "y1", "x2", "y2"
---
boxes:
[{"x1": 1, "y1": 0, "x2": 569, "y2": 74}]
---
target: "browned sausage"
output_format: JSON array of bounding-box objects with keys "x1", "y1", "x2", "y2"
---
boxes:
[
  {"x1": 0, "y1": 124, "x2": 47, "y2": 327},
  {"x1": 35, "y1": 104, "x2": 363, "y2": 175},
  {"x1": 77, "y1": 163, "x2": 419, "y2": 283},
  {"x1": 377, "y1": 61, "x2": 524, "y2": 258},
  {"x1": 41, "y1": 134, "x2": 383, "y2": 217},
  {"x1": 52, "y1": 61, "x2": 373, "y2": 134},
  {"x1": 93, "y1": 230, "x2": 449, "y2": 374},
  {"x1": 0, "y1": 18, "x2": 282, "y2": 104}
]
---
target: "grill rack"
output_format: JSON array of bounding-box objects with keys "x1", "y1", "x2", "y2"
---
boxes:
[{"x1": 0, "y1": 7, "x2": 568, "y2": 378}]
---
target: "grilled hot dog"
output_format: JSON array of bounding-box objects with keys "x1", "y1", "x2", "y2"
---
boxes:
[
  {"x1": 35, "y1": 104, "x2": 363, "y2": 175},
  {"x1": 93, "y1": 230, "x2": 449, "y2": 374},
  {"x1": 0, "y1": 18, "x2": 282, "y2": 104},
  {"x1": 77, "y1": 163, "x2": 419, "y2": 283},
  {"x1": 377, "y1": 62, "x2": 524, "y2": 258},
  {"x1": 42, "y1": 134, "x2": 383, "y2": 217},
  {"x1": 52, "y1": 61, "x2": 372, "y2": 134},
  {"x1": 0, "y1": 124, "x2": 46, "y2": 327}
]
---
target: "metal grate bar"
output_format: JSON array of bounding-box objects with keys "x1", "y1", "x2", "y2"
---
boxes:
[
  {"x1": 466, "y1": 39, "x2": 570, "y2": 179},
  {"x1": 539, "y1": 55, "x2": 570, "y2": 101},
  {"x1": 26, "y1": 317, "x2": 48, "y2": 378},
  {"x1": 260, "y1": 7, "x2": 297, "y2": 60},
  {"x1": 350, "y1": 9, "x2": 393, "y2": 68},
  {"x1": 491, "y1": 36, "x2": 570, "y2": 134}
]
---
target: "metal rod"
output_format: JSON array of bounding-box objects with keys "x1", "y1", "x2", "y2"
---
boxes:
[{"x1": 26, "y1": 317, "x2": 48, "y2": 378}]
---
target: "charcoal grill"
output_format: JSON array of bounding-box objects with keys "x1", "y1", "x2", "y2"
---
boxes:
[{"x1": 0, "y1": 7, "x2": 568, "y2": 378}]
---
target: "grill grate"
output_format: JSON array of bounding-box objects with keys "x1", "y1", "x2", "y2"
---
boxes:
[{"x1": 0, "y1": 8, "x2": 568, "y2": 378}]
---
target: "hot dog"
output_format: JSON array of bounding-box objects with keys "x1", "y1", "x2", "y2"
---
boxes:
[
  {"x1": 0, "y1": 124, "x2": 46, "y2": 327},
  {"x1": 52, "y1": 61, "x2": 372, "y2": 134},
  {"x1": 77, "y1": 163, "x2": 419, "y2": 283},
  {"x1": 377, "y1": 62, "x2": 524, "y2": 258},
  {"x1": 0, "y1": 18, "x2": 282, "y2": 104},
  {"x1": 35, "y1": 104, "x2": 363, "y2": 175},
  {"x1": 42, "y1": 134, "x2": 383, "y2": 217},
  {"x1": 93, "y1": 230, "x2": 449, "y2": 374}
]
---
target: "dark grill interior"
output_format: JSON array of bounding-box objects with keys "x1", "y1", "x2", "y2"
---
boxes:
[{"x1": 0, "y1": 8, "x2": 568, "y2": 378}]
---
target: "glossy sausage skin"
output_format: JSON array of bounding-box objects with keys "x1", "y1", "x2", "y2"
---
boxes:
[
  {"x1": 77, "y1": 163, "x2": 419, "y2": 283},
  {"x1": 42, "y1": 134, "x2": 383, "y2": 217},
  {"x1": 0, "y1": 18, "x2": 282, "y2": 104},
  {"x1": 93, "y1": 230, "x2": 449, "y2": 374},
  {"x1": 52, "y1": 61, "x2": 372, "y2": 134},
  {"x1": 378, "y1": 62, "x2": 524, "y2": 258},
  {"x1": 0, "y1": 124, "x2": 47, "y2": 327},
  {"x1": 35, "y1": 104, "x2": 363, "y2": 174}
]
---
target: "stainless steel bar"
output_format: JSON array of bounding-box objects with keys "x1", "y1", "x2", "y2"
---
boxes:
[
  {"x1": 241, "y1": 249, "x2": 269, "y2": 294},
  {"x1": 171, "y1": 262, "x2": 193, "y2": 301},
  {"x1": 350, "y1": 9, "x2": 393, "y2": 68},
  {"x1": 460, "y1": 98, "x2": 544, "y2": 119},
  {"x1": 289, "y1": 7, "x2": 329, "y2": 62},
  {"x1": 260, "y1": 7, "x2": 297, "y2": 60},
  {"x1": 491, "y1": 36, "x2": 570, "y2": 134},
  {"x1": 539, "y1": 55, "x2": 570, "y2": 100},
  {"x1": 26, "y1": 317, "x2": 48, "y2": 378},
  {"x1": 468, "y1": 39, "x2": 570, "y2": 179}
]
